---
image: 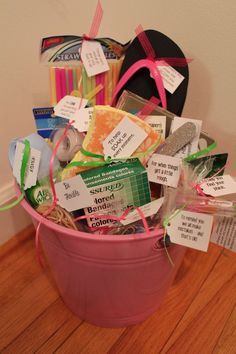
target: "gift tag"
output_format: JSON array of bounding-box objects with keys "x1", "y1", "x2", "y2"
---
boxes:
[
  {"x1": 171, "y1": 117, "x2": 202, "y2": 159},
  {"x1": 80, "y1": 41, "x2": 109, "y2": 77},
  {"x1": 166, "y1": 210, "x2": 213, "y2": 251},
  {"x1": 13, "y1": 142, "x2": 41, "y2": 190},
  {"x1": 55, "y1": 175, "x2": 93, "y2": 212},
  {"x1": 54, "y1": 95, "x2": 88, "y2": 120},
  {"x1": 211, "y1": 216, "x2": 236, "y2": 252},
  {"x1": 147, "y1": 154, "x2": 181, "y2": 187},
  {"x1": 73, "y1": 107, "x2": 94, "y2": 132},
  {"x1": 144, "y1": 116, "x2": 166, "y2": 139},
  {"x1": 120, "y1": 197, "x2": 164, "y2": 225},
  {"x1": 103, "y1": 116, "x2": 148, "y2": 159},
  {"x1": 200, "y1": 175, "x2": 236, "y2": 197},
  {"x1": 150, "y1": 61, "x2": 185, "y2": 94}
]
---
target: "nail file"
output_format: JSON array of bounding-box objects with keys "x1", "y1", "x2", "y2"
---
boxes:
[{"x1": 156, "y1": 122, "x2": 196, "y2": 156}]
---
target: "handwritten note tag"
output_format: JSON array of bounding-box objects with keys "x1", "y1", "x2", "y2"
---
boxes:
[
  {"x1": 54, "y1": 95, "x2": 88, "y2": 120},
  {"x1": 147, "y1": 154, "x2": 181, "y2": 187},
  {"x1": 103, "y1": 116, "x2": 148, "y2": 159},
  {"x1": 144, "y1": 116, "x2": 166, "y2": 138},
  {"x1": 201, "y1": 175, "x2": 236, "y2": 197},
  {"x1": 120, "y1": 198, "x2": 164, "y2": 225},
  {"x1": 80, "y1": 41, "x2": 109, "y2": 77},
  {"x1": 73, "y1": 107, "x2": 94, "y2": 132},
  {"x1": 166, "y1": 211, "x2": 213, "y2": 251},
  {"x1": 55, "y1": 175, "x2": 93, "y2": 212},
  {"x1": 13, "y1": 142, "x2": 41, "y2": 190},
  {"x1": 211, "y1": 216, "x2": 236, "y2": 252},
  {"x1": 150, "y1": 62, "x2": 185, "y2": 94},
  {"x1": 171, "y1": 117, "x2": 202, "y2": 159}
]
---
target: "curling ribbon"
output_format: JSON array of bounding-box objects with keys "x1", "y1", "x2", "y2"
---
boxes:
[
  {"x1": 65, "y1": 134, "x2": 162, "y2": 171},
  {"x1": 0, "y1": 140, "x2": 30, "y2": 211}
]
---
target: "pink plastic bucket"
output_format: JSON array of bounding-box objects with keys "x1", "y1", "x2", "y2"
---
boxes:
[{"x1": 21, "y1": 198, "x2": 186, "y2": 327}]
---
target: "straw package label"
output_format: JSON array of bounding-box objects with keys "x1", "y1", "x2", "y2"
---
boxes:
[
  {"x1": 144, "y1": 116, "x2": 166, "y2": 138},
  {"x1": 54, "y1": 96, "x2": 88, "y2": 120},
  {"x1": 211, "y1": 216, "x2": 236, "y2": 252},
  {"x1": 55, "y1": 175, "x2": 93, "y2": 212},
  {"x1": 200, "y1": 175, "x2": 236, "y2": 197},
  {"x1": 120, "y1": 197, "x2": 164, "y2": 225},
  {"x1": 13, "y1": 142, "x2": 41, "y2": 190},
  {"x1": 171, "y1": 117, "x2": 202, "y2": 159},
  {"x1": 166, "y1": 211, "x2": 213, "y2": 251},
  {"x1": 73, "y1": 107, "x2": 94, "y2": 132},
  {"x1": 147, "y1": 154, "x2": 181, "y2": 187},
  {"x1": 103, "y1": 116, "x2": 148, "y2": 159},
  {"x1": 81, "y1": 41, "x2": 109, "y2": 77}
]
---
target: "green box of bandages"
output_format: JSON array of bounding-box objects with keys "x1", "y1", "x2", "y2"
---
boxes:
[{"x1": 79, "y1": 159, "x2": 151, "y2": 228}]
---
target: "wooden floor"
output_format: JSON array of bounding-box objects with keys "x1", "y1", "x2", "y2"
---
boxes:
[{"x1": 1, "y1": 225, "x2": 236, "y2": 354}]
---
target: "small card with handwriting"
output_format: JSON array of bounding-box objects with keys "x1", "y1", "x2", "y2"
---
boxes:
[
  {"x1": 103, "y1": 116, "x2": 148, "y2": 159},
  {"x1": 166, "y1": 210, "x2": 213, "y2": 251},
  {"x1": 80, "y1": 41, "x2": 109, "y2": 77},
  {"x1": 55, "y1": 175, "x2": 93, "y2": 212},
  {"x1": 13, "y1": 142, "x2": 41, "y2": 190}
]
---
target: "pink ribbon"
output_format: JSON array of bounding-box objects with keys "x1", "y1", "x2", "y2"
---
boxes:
[
  {"x1": 111, "y1": 24, "x2": 192, "y2": 109},
  {"x1": 136, "y1": 95, "x2": 161, "y2": 120}
]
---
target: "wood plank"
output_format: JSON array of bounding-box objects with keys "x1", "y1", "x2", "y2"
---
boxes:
[
  {"x1": 36, "y1": 316, "x2": 82, "y2": 354},
  {"x1": 2, "y1": 298, "x2": 81, "y2": 354},
  {"x1": 55, "y1": 323, "x2": 125, "y2": 354},
  {"x1": 161, "y1": 249, "x2": 236, "y2": 354},
  {"x1": 0, "y1": 269, "x2": 59, "y2": 351},
  {"x1": 213, "y1": 305, "x2": 236, "y2": 354},
  {"x1": 108, "y1": 245, "x2": 222, "y2": 354}
]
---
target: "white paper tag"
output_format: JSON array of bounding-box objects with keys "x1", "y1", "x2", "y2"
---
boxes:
[
  {"x1": 54, "y1": 95, "x2": 88, "y2": 120},
  {"x1": 73, "y1": 107, "x2": 94, "y2": 132},
  {"x1": 200, "y1": 175, "x2": 236, "y2": 197},
  {"x1": 80, "y1": 41, "x2": 109, "y2": 77},
  {"x1": 166, "y1": 211, "x2": 213, "y2": 252},
  {"x1": 13, "y1": 142, "x2": 41, "y2": 190},
  {"x1": 150, "y1": 62, "x2": 185, "y2": 94},
  {"x1": 144, "y1": 115, "x2": 166, "y2": 139},
  {"x1": 103, "y1": 116, "x2": 148, "y2": 159},
  {"x1": 171, "y1": 117, "x2": 202, "y2": 159},
  {"x1": 55, "y1": 175, "x2": 93, "y2": 212},
  {"x1": 120, "y1": 198, "x2": 164, "y2": 225},
  {"x1": 211, "y1": 216, "x2": 236, "y2": 252},
  {"x1": 147, "y1": 154, "x2": 181, "y2": 187}
]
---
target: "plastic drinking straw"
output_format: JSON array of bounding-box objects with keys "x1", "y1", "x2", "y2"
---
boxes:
[
  {"x1": 60, "y1": 67, "x2": 67, "y2": 98},
  {"x1": 108, "y1": 62, "x2": 113, "y2": 104},
  {"x1": 77, "y1": 65, "x2": 83, "y2": 96},
  {"x1": 104, "y1": 70, "x2": 109, "y2": 105},
  {"x1": 68, "y1": 67, "x2": 74, "y2": 95},
  {"x1": 95, "y1": 73, "x2": 103, "y2": 104},
  {"x1": 82, "y1": 66, "x2": 88, "y2": 98},
  {"x1": 90, "y1": 75, "x2": 96, "y2": 106},
  {"x1": 65, "y1": 67, "x2": 69, "y2": 94},
  {"x1": 87, "y1": 73, "x2": 92, "y2": 100},
  {"x1": 72, "y1": 67, "x2": 77, "y2": 91},
  {"x1": 99, "y1": 72, "x2": 105, "y2": 104},
  {"x1": 49, "y1": 67, "x2": 57, "y2": 106},
  {"x1": 55, "y1": 67, "x2": 62, "y2": 103},
  {"x1": 112, "y1": 61, "x2": 118, "y2": 97}
]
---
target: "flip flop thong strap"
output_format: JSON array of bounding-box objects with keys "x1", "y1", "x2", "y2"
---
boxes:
[{"x1": 111, "y1": 58, "x2": 167, "y2": 109}]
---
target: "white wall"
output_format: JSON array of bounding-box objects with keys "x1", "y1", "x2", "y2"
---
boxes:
[{"x1": 0, "y1": 0, "x2": 235, "y2": 243}]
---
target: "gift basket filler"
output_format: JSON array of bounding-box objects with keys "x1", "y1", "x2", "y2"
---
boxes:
[{"x1": 2, "y1": 2, "x2": 236, "y2": 327}]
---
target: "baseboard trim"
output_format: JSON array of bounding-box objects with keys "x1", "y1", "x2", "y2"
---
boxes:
[{"x1": 0, "y1": 181, "x2": 15, "y2": 205}]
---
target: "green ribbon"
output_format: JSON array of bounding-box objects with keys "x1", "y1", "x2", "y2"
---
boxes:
[
  {"x1": 0, "y1": 139, "x2": 30, "y2": 211},
  {"x1": 65, "y1": 135, "x2": 162, "y2": 170},
  {"x1": 184, "y1": 142, "x2": 217, "y2": 162}
]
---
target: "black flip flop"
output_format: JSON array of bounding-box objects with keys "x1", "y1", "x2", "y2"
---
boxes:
[{"x1": 112, "y1": 29, "x2": 189, "y2": 116}]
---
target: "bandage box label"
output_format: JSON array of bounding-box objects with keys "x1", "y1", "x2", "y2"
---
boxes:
[{"x1": 79, "y1": 159, "x2": 151, "y2": 228}]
